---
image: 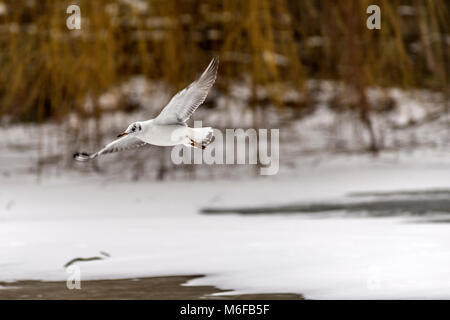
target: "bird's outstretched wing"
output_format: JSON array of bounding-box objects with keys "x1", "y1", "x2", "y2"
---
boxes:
[
  {"x1": 73, "y1": 135, "x2": 147, "y2": 161},
  {"x1": 154, "y1": 57, "x2": 219, "y2": 125}
]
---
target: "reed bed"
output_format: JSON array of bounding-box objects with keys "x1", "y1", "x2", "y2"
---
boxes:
[{"x1": 0, "y1": 0, "x2": 448, "y2": 155}]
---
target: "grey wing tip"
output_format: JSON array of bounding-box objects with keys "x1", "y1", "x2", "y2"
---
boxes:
[
  {"x1": 210, "y1": 56, "x2": 219, "y2": 70},
  {"x1": 201, "y1": 56, "x2": 219, "y2": 84},
  {"x1": 204, "y1": 56, "x2": 219, "y2": 75},
  {"x1": 73, "y1": 152, "x2": 93, "y2": 162}
]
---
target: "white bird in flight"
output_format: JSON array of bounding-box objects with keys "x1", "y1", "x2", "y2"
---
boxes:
[{"x1": 74, "y1": 57, "x2": 218, "y2": 161}]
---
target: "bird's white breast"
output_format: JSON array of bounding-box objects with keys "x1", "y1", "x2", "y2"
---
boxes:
[{"x1": 140, "y1": 122, "x2": 188, "y2": 146}]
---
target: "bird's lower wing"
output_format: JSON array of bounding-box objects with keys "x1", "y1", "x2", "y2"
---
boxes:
[
  {"x1": 74, "y1": 136, "x2": 148, "y2": 161},
  {"x1": 154, "y1": 57, "x2": 218, "y2": 125}
]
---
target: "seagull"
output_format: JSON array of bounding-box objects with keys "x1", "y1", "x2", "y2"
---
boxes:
[{"x1": 74, "y1": 57, "x2": 218, "y2": 162}]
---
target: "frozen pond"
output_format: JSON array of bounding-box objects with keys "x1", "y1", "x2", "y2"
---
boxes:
[
  {"x1": 1, "y1": 150, "x2": 450, "y2": 299},
  {"x1": 2, "y1": 175, "x2": 450, "y2": 299}
]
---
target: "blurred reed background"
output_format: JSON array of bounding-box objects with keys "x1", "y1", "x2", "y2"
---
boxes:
[{"x1": 0, "y1": 0, "x2": 448, "y2": 178}]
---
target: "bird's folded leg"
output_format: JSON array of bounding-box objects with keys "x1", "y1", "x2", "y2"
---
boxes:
[{"x1": 189, "y1": 138, "x2": 207, "y2": 150}]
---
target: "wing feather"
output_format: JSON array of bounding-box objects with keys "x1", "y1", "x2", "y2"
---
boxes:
[
  {"x1": 73, "y1": 135, "x2": 147, "y2": 161},
  {"x1": 154, "y1": 57, "x2": 218, "y2": 125}
]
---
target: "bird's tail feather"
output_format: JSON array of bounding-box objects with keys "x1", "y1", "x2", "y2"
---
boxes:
[{"x1": 186, "y1": 127, "x2": 214, "y2": 149}]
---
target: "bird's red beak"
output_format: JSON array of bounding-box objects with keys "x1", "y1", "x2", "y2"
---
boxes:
[{"x1": 117, "y1": 132, "x2": 128, "y2": 138}]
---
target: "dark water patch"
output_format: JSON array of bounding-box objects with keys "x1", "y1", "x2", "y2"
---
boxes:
[
  {"x1": 347, "y1": 189, "x2": 450, "y2": 198},
  {"x1": 202, "y1": 199, "x2": 450, "y2": 216},
  {"x1": 406, "y1": 217, "x2": 450, "y2": 224}
]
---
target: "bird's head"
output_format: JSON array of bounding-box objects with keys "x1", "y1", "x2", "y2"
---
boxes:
[{"x1": 117, "y1": 122, "x2": 143, "y2": 138}]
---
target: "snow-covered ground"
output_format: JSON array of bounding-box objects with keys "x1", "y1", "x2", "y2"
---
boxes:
[
  {"x1": 1, "y1": 81, "x2": 450, "y2": 299},
  {"x1": 1, "y1": 149, "x2": 450, "y2": 299}
]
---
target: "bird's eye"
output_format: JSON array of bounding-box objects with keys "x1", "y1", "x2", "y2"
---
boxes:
[{"x1": 132, "y1": 127, "x2": 135, "y2": 132}]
